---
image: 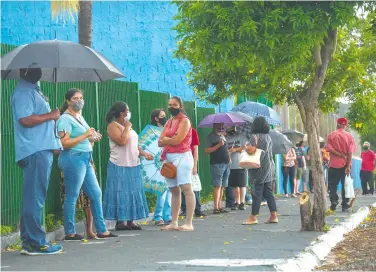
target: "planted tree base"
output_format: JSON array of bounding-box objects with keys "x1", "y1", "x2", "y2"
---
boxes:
[{"x1": 300, "y1": 191, "x2": 314, "y2": 231}]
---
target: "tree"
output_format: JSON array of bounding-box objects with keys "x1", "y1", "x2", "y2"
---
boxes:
[
  {"x1": 51, "y1": 0, "x2": 92, "y2": 47},
  {"x1": 174, "y1": 1, "x2": 376, "y2": 231}
]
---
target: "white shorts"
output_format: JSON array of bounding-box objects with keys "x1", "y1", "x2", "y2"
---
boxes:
[{"x1": 165, "y1": 151, "x2": 194, "y2": 188}]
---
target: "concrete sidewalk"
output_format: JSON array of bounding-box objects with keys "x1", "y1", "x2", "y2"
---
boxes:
[{"x1": 1, "y1": 195, "x2": 375, "y2": 271}]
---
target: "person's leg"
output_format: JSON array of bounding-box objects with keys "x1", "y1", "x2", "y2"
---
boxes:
[
  {"x1": 211, "y1": 164, "x2": 222, "y2": 211},
  {"x1": 161, "y1": 186, "x2": 181, "y2": 230},
  {"x1": 368, "y1": 172, "x2": 375, "y2": 195},
  {"x1": 328, "y1": 168, "x2": 340, "y2": 211},
  {"x1": 61, "y1": 152, "x2": 87, "y2": 236},
  {"x1": 81, "y1": 160, "x2": 108, "y2": 235},
  {"x1": 194, "y1": 191, "x2": 203, "y2": 215},
  {"x1": 180, "y1": 192, "x2": 187, "y2": 215},
  {"x1": 20, "y1": 150, "x2": 53, "y2": 247},
  {"x1": 219, "y1": 186, "x2": 225, "y2": 210},
  {"x1": 84, "y1": 206, "x2": 95, "y2": 238},
  {"x1": 243, "y1": 182, "x2": 263, "y2": 224},
  {"x1": 302, "y1": 169, "x2": 308, "y2": 192},
  {"x1": 163, "y1": 190, "x2": 172, "y2": 222},
  {"x1": 220, "y1": 164, "x2": 230, "y2": 210},
  {"x1": 234, "y1": 187, "x2": 240, "y2": 205},
  {"x1": 213, "y1": 186, "x2": 221, "y2": 211},
  {"x1": 180, "y1": 183, "x2": 195, "y2": 230},
  {"x1": 360, "y1": 170, "x2": 367, "y2": 195},
  {"x1": 154, "y1": 191, "x2": 167, "y2": 223},
  {"x1": 289, "y1": 166, "x2": 296, "y2": 195},
  {"x1": 263, "y1": 182, "x2": 278, "y2": 223},
  {"x1": 282, "y1": 167, "x2": 289, "y2": 195},
  {"x1": 339, "y1": 168, "x2": 349, "y2": 210},
  {"x1": 240, "y1": 187, "x2": 246, "y2": 204},
  {"x1": 225, "y1": 187, "x2": 235, "y2": 208}
]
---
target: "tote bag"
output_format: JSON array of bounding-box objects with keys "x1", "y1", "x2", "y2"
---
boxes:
[{"x1": 239, "y1": 135, "x2": 263, "y2": 169}]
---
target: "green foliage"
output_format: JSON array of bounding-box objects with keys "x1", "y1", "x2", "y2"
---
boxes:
[
  {"x1": 45, "y1": 213, "x2": 63, "y2": 233},
  {"x1": 75, "y1": 209, "x2": 85, "y2": 221},
  {"x1": 0, "y1": 225, "x2": 14, "y2": 235},
  {"x1": 145, "y1": 192, "x2": 157, "y2": 213},
  {"x1": 200, "y1": 192, "x2": 214, "y2": 204},
  {"x1": 173, "y1": 1, "x2": 375, "y2": 112}
]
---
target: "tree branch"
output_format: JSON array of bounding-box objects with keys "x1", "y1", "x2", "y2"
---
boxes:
[{"x1": 313, "y1": 43, "x2": 322, "y2": 66}]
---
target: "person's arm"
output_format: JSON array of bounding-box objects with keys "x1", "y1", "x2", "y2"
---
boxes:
[
  {"x1": 290, "y1": 149, "x2": 297, "y2": 160},
  {"x1": 59, "y1": 130, "x2": 94, "y2": 149},
  {"x1": 205, "y1": 141, "x2": 224, "y2": 154},
  {"x1": 19, "y1": 109, "x2": 60, "y2": 127},
  {"x1": 138, "y1": 147, "x2": 153, "y2": 160},
  {"x1": 229, "y1": 146, "x2": 245, "y2": 153},
  {"x1": 160, "y1": 118, "x2": 190, "y2": 146},
  {"x1": 158, "y1": 123, "x2": 169, "y2": 147},
  {"x1": 193, "y1": 145, "x2": 199, "y2": 174},
  {"x1": 107, "y1": 122, "x2": 132, "y2": 146}
]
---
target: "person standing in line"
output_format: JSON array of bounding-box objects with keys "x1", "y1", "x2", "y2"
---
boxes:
[
  {"x1": 320, "y1": 142, "x2": 330, "y2": 195},
  {"x1": 242, "y1": 117, "x2": 278, "y2": 225},
  {"x1": 57, "y1": 89, "x2": 117, "y2": 240},
  {"x1": 103, "y1": 102, "x2": 153, "y2": 230},
  {"x1": 159, "y1": 96, "x2": 195, "y2": 231},
  {"x1": 282, "y1": 147, "x2": 297, "y2": 197},
  {"x1": 150, "y1": 109, "x2": 172, "y2": 226},
  {"x1": 326, "y1": 117, "x2": 356, "y2": 212},
  {"x1": 360, "y1": 141, "x2": 375, "y2": 195},
  {"x1": 11, "y1": 68, "x2": 63, "y2": 255},
  {"x1": 226, "y1": 126, "x2": 248, "y2": 210},
  {"x1": 180, "y1": 127, "x2": 207, "y2": 217},
  {"x1": 205, "y1": 123, "x2": 231, "y2": 214},
  {"x1": 295, "y1": 141, "x2": 306, "y2": 195}
]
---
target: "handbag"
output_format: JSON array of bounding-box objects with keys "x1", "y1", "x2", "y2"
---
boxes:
[
  {"x1": 160, "y1": 162, "x2": 177, "y2": 179},
  {"x1": 239, "y1": 135, "x2": 263, "y2": 169},
  {"x1": 192, "y1": 174, "x2": 202, "y2": 191}
]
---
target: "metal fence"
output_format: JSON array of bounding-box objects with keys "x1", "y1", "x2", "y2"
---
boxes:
[{"x1": 0, "y1": 43, "x2": 216, "y2": 226}]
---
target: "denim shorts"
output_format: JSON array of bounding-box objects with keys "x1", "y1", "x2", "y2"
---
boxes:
[
  {"x1": 165, "y1": 151, "x2": 194, "y2": 188},
  {"x1": 210, "y1": 163, "x2": 230, "y2": 187}
]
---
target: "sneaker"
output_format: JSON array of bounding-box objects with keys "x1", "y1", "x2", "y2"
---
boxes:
[
  {"x1": 246, "y1": 200, "x2": 253, "y2": 205},
  {"x1": 195, "y1": 212, "x2": 207, "y2": 218},
  {"x1": 231, "y1": 203, "x2": 239, "y2": 210},
  {"x1": 238, "y1": 203, "x2": 246, "y2": 210},
  {"x1": 64, "y1": 234, "x2": 85, "y2": 241},
  {"x1": 21, "y1": 243, "x2": 63, "y2": 256}
]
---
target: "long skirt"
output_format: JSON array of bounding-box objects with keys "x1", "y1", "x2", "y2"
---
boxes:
[{"x1": 103, "y1": 161, "x2": 149, "y2": 221}]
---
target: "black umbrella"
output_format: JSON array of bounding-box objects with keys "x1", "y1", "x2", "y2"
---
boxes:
[
  {"x1": 281, "y1": 129, "x2": 304, "y2": 144},
  {"x1": 1, "y1": 40, "x2": 124, "y2": 82}
]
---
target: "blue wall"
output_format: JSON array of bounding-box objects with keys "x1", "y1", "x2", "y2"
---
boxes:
[{"x1": 1, "y1": 0, "x2": 233, "y2": 111}]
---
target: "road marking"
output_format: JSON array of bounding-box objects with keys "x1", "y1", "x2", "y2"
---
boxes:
[
  {"x1": 158, "y1": 258, "x2": 286, "y2": 267},
  {"x1": 81, "y1": 241, "x2": 106, "y2": 245},
  {"x1": 1, "y1": 266, "x2": 11, "y2": 269},
  {"x1": 117, "y1": 234, "x2": 140, "y2": 237}
]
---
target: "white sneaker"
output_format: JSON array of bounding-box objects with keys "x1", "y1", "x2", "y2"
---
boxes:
[{"x1": 246, "y1": 200, "x2": 252, "y2": 205}]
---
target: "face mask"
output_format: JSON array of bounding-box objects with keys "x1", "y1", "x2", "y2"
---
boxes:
[
  {"x1": 215, "y1": 127, "x2": 225, "y2": 134},
  {"x1": 71, "y1": 100, "x2": 84, "y2": 111},
  {"x1": 158, "y1": 117, "x2": 167, "y2": 126},
  {"x1": 363, "y1": 146, "x2": 370, "y2": 151},
  {"x1": 168, "y1": 107, "x2": 180, "y2": 117},
  {"x1": 22, "y1": 68, "x2": 42, "y2": 84},
  {"x1": 124, "y1": 112, "x2": 131, "y2": 122},
  {"x1": 227, "y1": 130, "x2": 235, "y2": 136}
]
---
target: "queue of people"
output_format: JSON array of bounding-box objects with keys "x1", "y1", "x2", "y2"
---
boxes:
[{"x1": 12, "y1": 68, "x2": 367, "y2": 256}]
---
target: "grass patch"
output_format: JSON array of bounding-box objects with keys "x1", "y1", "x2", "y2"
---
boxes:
[
  {"x1": 45, "y1": 214, "x2": 63, "y2": 233},
  {"x1": 0, "y1": 225, "x2": 14, "y2": 236},
  {"x1": 145, "y1": 192, "x2": 157, "y2": 212}
]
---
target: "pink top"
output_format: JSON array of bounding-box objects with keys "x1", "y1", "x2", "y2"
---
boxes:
[
  {"x1": 161, "y1": 114, "x2": 192, "y2": 160},
  {"x1": 361, "y1": 150, "x2": 375, "y2": 172},
  {"x1": 326, "y1": 128, "x2": 356, "y2": 169},
  {"x1": 109, "y1": 122, "x2": 140, "y2": 167}
]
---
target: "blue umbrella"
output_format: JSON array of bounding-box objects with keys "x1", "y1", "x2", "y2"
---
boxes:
[{"x1": 232, "y1": 101, "x2": 281, "y2": 126}]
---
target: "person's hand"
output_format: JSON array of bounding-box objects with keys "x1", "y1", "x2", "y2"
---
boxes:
[
  {"x1": 192, "y1": 165, "x2": 198, "y2": 175},
  {"x1": 85, "y1": 128, "x2": 96, "y2": 138},
  {"x1": 124, "y1": 121, "x2": 132, "y2": 130},
  {"x1": 48, "y1": 108, "x2": 60, "y2": 121},
  {"x1": 341, "y1": 153, "x2": 347, "y2": 159},
  {"x1": 218, "y1": 139, "x2": 225, "y2": 147},
  {"x1": 144, "y1": 153, "x2": 154, "y2": 160},
  {"x1": 345, "y1": 166, "x2": 351, "y2": 175},
  {"x1": 229, "y1": 148, "x2": 235, "y2": 153},
  {"x1": 91, "y1": 130, "x2": 102, "y2": 142}
]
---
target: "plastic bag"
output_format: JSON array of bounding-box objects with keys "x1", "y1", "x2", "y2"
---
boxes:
[
  {"x1": 192, "y1": 174, "x2": 202, "y2": 192},
  {"x1": 344, "y1": 175, "x2": 355, "y2": 199}
]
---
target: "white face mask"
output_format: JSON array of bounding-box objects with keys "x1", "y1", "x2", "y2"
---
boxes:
[{"x1": 124, "y1": 112, "x2": 131, "y2": 122}]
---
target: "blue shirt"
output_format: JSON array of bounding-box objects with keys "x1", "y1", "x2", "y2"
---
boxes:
[
  {"x1": 11, "y1": 80, "x2": 62, "y2": 162},
  {"x1": 57, "y1": 114, "x2": 92, "y2": 152}
]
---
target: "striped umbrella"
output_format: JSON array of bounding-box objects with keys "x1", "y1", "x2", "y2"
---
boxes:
[{"x1": 232, "y1": 101, "x2": 281, "y2": 126}]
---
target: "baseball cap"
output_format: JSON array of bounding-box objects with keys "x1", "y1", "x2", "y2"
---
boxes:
[{"x1": 337, "y1": 117, "x2": 348, "y2": 126}]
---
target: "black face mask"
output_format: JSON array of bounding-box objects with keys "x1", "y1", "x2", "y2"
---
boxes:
[
  {"x1": 21, "y1": 68, "x2": 42, "y2": 84},
  {"x1": 363, "y1": 146, "x2": 370, "y2": 151},
  {"x1": 158, "y1": 117, "x2": 167, "y2": 126},
  {"x1": 227, "y1": 130, "x2": 235, "y2": 136},
  {"x1": 168, "y1": 107, "x2": 180, "y2": 117}
]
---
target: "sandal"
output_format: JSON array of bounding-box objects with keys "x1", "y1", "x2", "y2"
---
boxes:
[
  {"x1": 128, "y1": 224, "x2": 142, "y2": 230},
  {"x1": 115, "y1": 223, "x2": 132, "y2": 231},
  {"x1": 265, "y1": 218, "x2": 278, "y2": 224},
  {"x1": 213, "y1": 209, "x2": 221, "y2": 214},
  {"x1": 219, "y1": 208, "x2": 229, "y2": 213},
  {"x1": 97, "y1": 232, "x2": 118, "y2": 239},
  {"x1": 242, "y1": 220, "x2": 258, "y2": 225}
]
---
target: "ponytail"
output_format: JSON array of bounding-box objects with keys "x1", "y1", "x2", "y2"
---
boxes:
[
  {"x1": 106, "y1": 109, "x2": 117, "y2": 123},
  {"x1": 106, "y1": 101, "x2": 128, "y2": 123},
  {"x1": 60, "y1": 101, "x2": 69, "y2": 114}
]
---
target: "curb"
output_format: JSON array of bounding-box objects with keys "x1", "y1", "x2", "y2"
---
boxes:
[{"x1": 275, "y1": 202, "x2": 376, "y2": 272}]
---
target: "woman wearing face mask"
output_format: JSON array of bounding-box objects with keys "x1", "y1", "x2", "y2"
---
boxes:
[
  {"x1": 57, "y1": 89, "x2": 117, "y2": 240},
  {"x1": 103, "y1": 102, "x2": 153, "y2": 230},
  {"x1": 158, "y1": 96, "x2": 195, "y2": 231},
  {"x1": 150, "y1": 109, "x2": 172, "y2": 226}
]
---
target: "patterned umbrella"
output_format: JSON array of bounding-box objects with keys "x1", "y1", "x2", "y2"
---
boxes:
[
  {"x1": 232, "y1": 101, "x2": 281, "y2": 126},
  {"x1": 138, "y1": 125, "x2": 167, "y2": 196}
]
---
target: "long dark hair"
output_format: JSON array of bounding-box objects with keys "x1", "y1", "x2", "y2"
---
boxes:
[
  {"x1": 251, "y1": 116, "x2": 270, "y2": 134},
  {"x1": 150, "y1": 108, "x2": 165, "y2": 126},
  {"x1": 106, "y1": 101, "x2": 128, "y2": 123},
  {"x1": 170, "y1": 96, "x2": 187, "y2": 115},
  {"x1": 60, "y1": 88, "x2": 83, "y2": 114}
]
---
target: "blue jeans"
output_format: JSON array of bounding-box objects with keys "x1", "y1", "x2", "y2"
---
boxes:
[
  {"x1": 58, "y1": 150, "x2": 107, "y2": 235},
  {"x1": 17, "y1": 150, "x2": 53, "y2": 247},
  {"x1": 153, "y1": 190, "x2": 171, "y2": 222},
  {"x1": 226, "y1": 187, "x2": 235, "y2": 207}
]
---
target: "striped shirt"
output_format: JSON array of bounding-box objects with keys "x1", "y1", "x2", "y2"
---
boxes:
[{"x1": 248, "y1": 133, "x2": 275, "y2": 184}]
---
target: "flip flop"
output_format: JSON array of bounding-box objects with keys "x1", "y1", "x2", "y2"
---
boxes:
[
  {"x1": 242, "y1": 220, "x2": 258, "y2": 225},
  {"x1": 265, "y1": 218, "x2": 278, "y2": 224}
]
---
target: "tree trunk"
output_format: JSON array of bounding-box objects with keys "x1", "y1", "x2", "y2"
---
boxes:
[
  {"x1": 299, "y1": 192, "x2": 313, "y2": 231},
  {"x1": 295, "y1": 28, "x2": 338, "y2": 231},
  {"x1": 78, "y1": 1, "x2": 92, "y2": 47}
]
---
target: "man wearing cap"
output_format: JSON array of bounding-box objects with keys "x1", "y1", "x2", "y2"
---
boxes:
[
  {"x1": 326, "y1": 117, "x2": 356, "y2": 212},
  {"x1": 360, "y1": 141, "x2": 375, "y2": 195}
]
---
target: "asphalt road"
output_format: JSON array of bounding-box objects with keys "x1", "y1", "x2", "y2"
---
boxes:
[{"x1": 2, "y1": 196, "x2": 375, "y2": 271}]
